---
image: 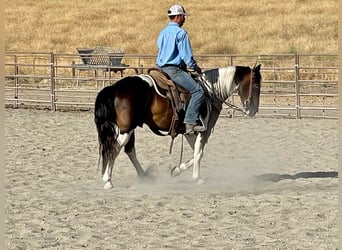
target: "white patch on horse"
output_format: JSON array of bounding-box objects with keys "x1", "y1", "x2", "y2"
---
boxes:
[
  {"x1": 102, "y1": 132, "x2": 133, "y2": 189},
  {"x1": 192, "y1": 133, "x2": 204, "y2": 181},
  {"x1": 202, "y1": 66, "x2": 238, "y2": 100}
]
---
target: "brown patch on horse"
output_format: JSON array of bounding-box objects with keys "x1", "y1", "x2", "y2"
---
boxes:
[
  {"x1": 112, "y1": 76, "x2": 155, "y2": 133},
  {"x1": 114, "y1": 94, "x2": 134, "y2": 133},
  {"x1": 234, "y1": 66, "x2": 253, "y2": 102},
  {"x1": 147, "y1": 91, "x2": 173, "y2": 131}
]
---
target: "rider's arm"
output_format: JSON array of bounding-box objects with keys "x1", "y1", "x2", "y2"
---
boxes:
[{"x1": 177, "y1": 31, "x2": 201, "y2": 73}]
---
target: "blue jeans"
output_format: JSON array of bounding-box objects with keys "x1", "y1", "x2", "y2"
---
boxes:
[{"x1": 161, "y1": 66, "x2": 205, "y2": 125}]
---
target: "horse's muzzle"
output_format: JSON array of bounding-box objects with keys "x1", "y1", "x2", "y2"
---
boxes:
[{"x1": 245, "y1": 99, "x2": 258, "y2": 117}]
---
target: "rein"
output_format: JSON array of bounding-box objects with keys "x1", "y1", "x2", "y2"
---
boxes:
[{"x1": 222, "y1": 99, "x2": 247, "y2": 114}]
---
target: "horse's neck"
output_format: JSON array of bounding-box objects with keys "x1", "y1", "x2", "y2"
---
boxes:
[{"x1": 203, "y1": 67, "x2": 238, "y2": 101}]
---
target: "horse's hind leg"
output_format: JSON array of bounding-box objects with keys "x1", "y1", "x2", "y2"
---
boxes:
[
  {"x1": 102, "y1": 131, "x2": 133, "y2": 189},
  {"x1": 102, "y1": 149, "x2": 119, "y2": 189},
  {"x1": 124, "y1": 131, "x2": 145, "y2": 178},
  {"x1": 102, "y1": 158, "x2": 116, "y2": 189}
]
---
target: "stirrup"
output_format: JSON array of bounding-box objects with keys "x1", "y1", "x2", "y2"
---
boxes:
[{"x1": 184, "y1": 124, "x2": 205, "y2": 135}]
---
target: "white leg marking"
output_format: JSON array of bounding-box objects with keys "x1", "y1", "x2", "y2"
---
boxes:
[
  {"x1": 103, "y1": 161, "x2": 114, "y2": 189},
  {"x1": 102, "y1": 164, "x2": 111, "y2": 182},
  {"x1": 192, "y1": 133, "x2": 204, "y2": 181},
  {"x1": 102, "y1": 132, "x2": 132, "y2": 189},
  {"x1": 171, "y1": 158, "x2": 194, "y2": 177},
  {"x1": 117, "y1": 132, "x2": 132, "y2": 146},
  {"x1": 179, "y1": 159, "x2": 194, "y2": 171},
  {"x1": 171, "y1": 166, "x2": 182, "y2": 177}
]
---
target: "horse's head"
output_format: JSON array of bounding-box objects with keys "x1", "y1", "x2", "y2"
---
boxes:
[{"x1": 238, "y1": 64, "x2": 261, "y2": 117}]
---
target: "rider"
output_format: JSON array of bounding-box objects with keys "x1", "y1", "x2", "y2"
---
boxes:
[{"x1": 156, "y1": 4, "x2": 205, "y2": 135}]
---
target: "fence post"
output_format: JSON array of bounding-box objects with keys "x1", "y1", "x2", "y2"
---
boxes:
[
  {"x1": 14, "y1": 55, "x2": 19, "y2": 108},
  {"x1": 137, "y1": 57, "x2": 143, "y2": 74},
  {"x1": 50, "y1": 52, "x2": 56, "y2": 111},
  {"x1": 33, "y1": 55, "x2": 36, "y2": 84},
  {"x1": 294, "y1": 53, "x2": 300, "y2": 119}
]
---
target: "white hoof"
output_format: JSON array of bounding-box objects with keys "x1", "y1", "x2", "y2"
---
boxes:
[
  {"x1": 171, "y1": 166, "x2": 181, "y2": 177},
  {"x1": 196, "y1": 178, "x2": 204, "y2": 185},
  {"x1": 179, "y1": 163, "x2": 188, "y2": 171},
  {"x1": 104, "y1": 181, "x2": 113, "y2": 189}
]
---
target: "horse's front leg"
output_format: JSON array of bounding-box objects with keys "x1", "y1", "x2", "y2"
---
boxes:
[
  {"x1": 171, "y1": 134, "x2": 197, "y2": 177},
  {"x1": 192, "y1": 133, "x2": 205, "y2": 183},
  {"x1": 171, "y1": 159, "x2": 194, "y2": 177},
  {"x1": 124, "y1": 131, "x2": 145, "y2": 178}
]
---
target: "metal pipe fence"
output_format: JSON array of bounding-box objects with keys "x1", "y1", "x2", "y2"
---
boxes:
[{"x1": 4, "y1": 51, "x2": 338, "y2": 118}]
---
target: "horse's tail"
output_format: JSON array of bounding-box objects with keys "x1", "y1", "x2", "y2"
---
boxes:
[{"x1": 94, "y1": 85, "x2": 118, "y2": 175}]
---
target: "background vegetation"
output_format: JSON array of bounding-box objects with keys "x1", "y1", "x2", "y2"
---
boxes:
[{"x1": 5, "y1": 0, "x2": 338, "y2": 55}]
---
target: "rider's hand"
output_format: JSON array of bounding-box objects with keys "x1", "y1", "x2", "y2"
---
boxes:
[{"x1": 195, "y1": 66, "x2": 202, "y2": 75}]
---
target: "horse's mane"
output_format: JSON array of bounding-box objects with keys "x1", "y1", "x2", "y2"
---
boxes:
[{"x1": 202, "y1": 66, "x2": 238, "y2": 101}]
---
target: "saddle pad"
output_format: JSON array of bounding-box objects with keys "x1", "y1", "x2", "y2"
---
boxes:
[
  {"x1": 148, "y1": 69, "x2": 188, "y2": 93},
  {"x1": 137, "y1": 75, "x2": 168, "y2": 99},
  {"x1": 148, "y1": 69, "x2": 175, "y2": 90}
]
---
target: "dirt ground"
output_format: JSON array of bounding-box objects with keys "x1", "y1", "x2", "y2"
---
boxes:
[{"x1": 5, "y1": 109, "x2": 338, "y2": 249}]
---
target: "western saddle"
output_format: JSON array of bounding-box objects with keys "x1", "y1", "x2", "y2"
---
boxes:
[{"x1": 148, "y1": 68, "x2": 193, "y2": 139}]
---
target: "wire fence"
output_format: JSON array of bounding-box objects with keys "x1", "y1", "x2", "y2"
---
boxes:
[{"x1": 4, "y1": 51, "x2": 338, "y2": 119}]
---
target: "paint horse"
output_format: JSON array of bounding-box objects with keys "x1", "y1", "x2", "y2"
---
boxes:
[{"x1": 94, "y1": 65, "x2": 262, "y2": 189}]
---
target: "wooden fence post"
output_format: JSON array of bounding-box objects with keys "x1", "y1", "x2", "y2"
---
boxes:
[
  {"x1": 14, "y1": 55, "x2": 19, "y2": 108},
  {"x1": 294, "y1": 53, "x2": 300, "y2": 119},
  {"x1": 50, "y1": 52, "x2": 56, "y2": 111}
]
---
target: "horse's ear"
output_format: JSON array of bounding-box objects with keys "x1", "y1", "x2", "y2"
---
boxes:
[{"x1": 254, "y1": 64, "x2": 261, "y2": 71}]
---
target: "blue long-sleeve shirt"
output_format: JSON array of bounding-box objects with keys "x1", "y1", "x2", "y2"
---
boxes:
[{"x1": 156, "y1": 22, "x2": 199, "y2": 70}]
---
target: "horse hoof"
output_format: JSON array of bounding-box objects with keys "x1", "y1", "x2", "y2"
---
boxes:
[
  {"x1": 104, "y1": 181, "x2": 113, "y2": 189},
  {"x1": 171, "y1": 166, "x2": 181, "y2": 177},
  {"x1": 196, "y1": 178, "x2": 204, "y2": 185},
  {"x1": 140, "y1": 173, "x2": 156, "y2": 183},
  {"x1": 142, "y1": 168, "x2": 156, "y2": 178}
]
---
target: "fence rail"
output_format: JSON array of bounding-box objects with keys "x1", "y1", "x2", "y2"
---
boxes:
[{"x1": 5, "y1": 51, "x2": 338, "y2": 119}]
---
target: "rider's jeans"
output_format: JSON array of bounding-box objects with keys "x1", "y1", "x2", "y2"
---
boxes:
[{"x1": 161, "y1": 66, "x2": 205, "y2": 125}]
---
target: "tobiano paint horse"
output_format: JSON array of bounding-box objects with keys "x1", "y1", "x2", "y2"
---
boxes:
[{"x1": 94, "y1": 64, "x2": 262, "y2": 189}]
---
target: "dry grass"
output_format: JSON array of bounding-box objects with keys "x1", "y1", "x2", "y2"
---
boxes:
[{"x1": 5, "y1": 0, "x2": 337, "y2": 55}]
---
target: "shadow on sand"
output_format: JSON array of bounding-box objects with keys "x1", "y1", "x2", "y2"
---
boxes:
[{"x1": 255, "y1": 171, "x2": 338, "y2": 182}]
